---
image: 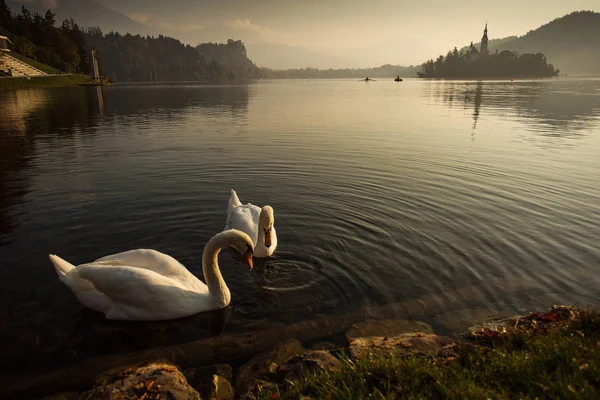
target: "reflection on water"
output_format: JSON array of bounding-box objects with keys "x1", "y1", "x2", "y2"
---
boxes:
[
  {"x1": 96, "y1": 87, "x2": 104, "y2": 116},
  {"x1": 0, "y1": 79, "x2": 599, "y2": 382},
  {"x1": 424, "y1": 78, "x2": 600, "y2": 148}
]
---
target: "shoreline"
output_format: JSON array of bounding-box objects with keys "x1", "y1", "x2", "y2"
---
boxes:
[
  {"x1": 2, "y1": 75, "x2": 597, "y2": 90},
  {"x1": 2, "y1": 304, "x2": 596, "y2": 399}
]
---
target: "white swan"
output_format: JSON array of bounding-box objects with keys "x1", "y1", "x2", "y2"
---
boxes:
[
  {"x1": 225, "y1": 189, "x2": 278, "y2": 258},
  {"x1": 48, "y1": 229, "x2": 254, "y2": 321}
]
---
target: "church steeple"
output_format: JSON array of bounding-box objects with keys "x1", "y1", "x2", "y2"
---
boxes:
[{"x1": 480, "y1": 22, "x2": 489, "y2": 54}]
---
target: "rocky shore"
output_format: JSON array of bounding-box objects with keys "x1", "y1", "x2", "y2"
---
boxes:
[{"x1": 29, "y1": 304, "x2": 594, "y2": 400}]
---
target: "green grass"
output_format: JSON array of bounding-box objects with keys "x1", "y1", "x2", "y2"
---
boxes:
[
  {"x1": 0, "y1": 74, "x2": 94, "y2": 89},
  {"x1": 4, "y1": 52, "x2": 57, "y2": 74},
  {"x1": 262, "y1": 311, "x2": 600, "y2": 399}
]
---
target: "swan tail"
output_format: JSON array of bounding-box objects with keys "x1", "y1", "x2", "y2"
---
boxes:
[
  {"x1": 49, "y1": 254, "x2": 94, "y2": 292},
  {"x1": 227, "y1": 189, "x2": 242, "y2": 216},
  {"x1": 49, "y1": 254, "x2": 75, "y2": 277}
]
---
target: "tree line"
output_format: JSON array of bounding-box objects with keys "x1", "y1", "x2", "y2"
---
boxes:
[
  {"x1": 261, "y1": 64, "x2": 420, "y2": 79},
  {"x1": 418, "y1": 47, "x2": 560, "y2": 78},
  {"x1": 1, "y1": 1, "x2": 263, "y2": 81},
  {"x1": 0, "y1": 0, "x2": 89, "y2": 73},
  {"x1": 83, "y1": 30, "x2": 262, "y2": 82}
]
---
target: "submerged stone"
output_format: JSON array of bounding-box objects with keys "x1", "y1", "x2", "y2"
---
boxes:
[
  {"x1": 42, "y1": 393, "x2": 80, "y2": 400},
  {"x1": 346, "y1": 319, "x2": 435, "y2": 341}
]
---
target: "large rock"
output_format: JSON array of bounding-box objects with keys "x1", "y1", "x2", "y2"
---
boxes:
[
  {"x1": 79, "y1": 362, "x2": 201, "y2": 400},
  {"x1": 236, "y1": 339, "x2": 343, "y2": 399},
  {"x1": 278, "y1": 350, "x2": 342, "y2": 382},
  {"x1": 235, "y1": 339, "x2": 305, "y2": 394},
  {"x1": 345, "y1": 319, "x2": 434, "y2": 341},
  {"x1": 349, "y1": 333, "x2": 457, "y2": 359}
]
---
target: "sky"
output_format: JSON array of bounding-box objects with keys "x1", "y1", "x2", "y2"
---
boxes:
[
  {"x1": 11, "y1": 0, "x2": 599, "y2": 67},
  {"x1": 96, "y1": 0, "x2": 597, "y2": 66}
]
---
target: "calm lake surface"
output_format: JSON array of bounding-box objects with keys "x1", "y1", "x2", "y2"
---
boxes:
[{"x1": 1, "y1": 78, "x2": 600, "y2": 378}]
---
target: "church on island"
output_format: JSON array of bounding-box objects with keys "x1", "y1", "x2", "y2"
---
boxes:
[{"x1": 467, "y1": 23, "x2": 489, "y2": 61}]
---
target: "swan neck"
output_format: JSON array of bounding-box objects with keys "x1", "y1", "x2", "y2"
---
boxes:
[
  {"x1": 202, "y1": 233, "x2": 231, "y2": 306},
  {"x1": 257, "y1": 224, "x2": 265, "y2": 243}
]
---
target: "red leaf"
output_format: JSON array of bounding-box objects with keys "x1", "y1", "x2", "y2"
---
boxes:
[{"x1": 540, "y1": 312, "x2": 560, "y2": 323}]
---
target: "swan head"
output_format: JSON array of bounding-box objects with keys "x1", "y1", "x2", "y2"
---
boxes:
[
  {"x1": 259, "y1": 206, "x2": 275, "y2": 248},
  {"x1": 227, "y1": 229, "x2": 255, "y2": 269}
]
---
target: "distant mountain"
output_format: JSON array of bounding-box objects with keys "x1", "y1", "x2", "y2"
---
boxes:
[
  {"x1": 246, "y1": 43, "x2": 362, "y2": 70},
  {"x1": 7, "y1": 0, "x2": 153, "y2": 35},
  {"x1": 464, "y1": 11, "x2": 600, "y2": 75}
]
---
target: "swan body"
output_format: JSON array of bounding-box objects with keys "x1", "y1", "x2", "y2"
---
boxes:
[
  {"x1": 48, "y1": 229, "x2": 254, "y2": 321},
  {"x1": 225, "y1": 189, "x2": 277, "y2": 258}
]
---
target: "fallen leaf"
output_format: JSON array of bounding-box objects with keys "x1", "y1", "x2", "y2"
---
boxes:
[
  {"x1": 400, "y1": 342, "x2": 413, "y2": 348},
  {"x1": 416, "y1": 333, "x2": 425, "y2": 338},
  {"x1": 480, "y1": 328, "x2": 500, "y2": 338},
  {"x1": 540, "y1": 312, "x2": 560, "y2": 323},
  {"x1": 442, "y1": 343, "x2": 456, "y2": 349}
]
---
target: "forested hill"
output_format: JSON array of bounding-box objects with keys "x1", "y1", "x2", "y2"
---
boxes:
[
  {"x1": 466, "y1": 11, "x2": 600, "y2": 75},
  {"x1": 0, "y1": 1, "x2": 90, "y2": 73},
  {"x1": 1, "y1": 1, "x2": 262, "y2": 82},
  {"x1": 85, "y1": 30, "x2": 261, "y2": 82}
]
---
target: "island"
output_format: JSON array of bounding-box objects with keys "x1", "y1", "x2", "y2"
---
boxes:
[{"x1": 417, "y1": 23, "x2": 559, "y2": 79}]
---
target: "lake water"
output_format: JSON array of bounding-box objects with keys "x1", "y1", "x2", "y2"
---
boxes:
[{"x1": 1, "y1": 78, "x2": 600, "y2": 382}]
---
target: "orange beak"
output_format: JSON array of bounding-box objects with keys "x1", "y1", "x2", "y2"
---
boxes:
[
  {"x1": 245, "y1": 250, "x2": 253, "y2": 269},
  {"x1": 264, "y1": 227, "x2": 272, "y2": 248}
]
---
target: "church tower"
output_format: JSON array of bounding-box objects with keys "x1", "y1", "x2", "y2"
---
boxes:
[{"x1": 480, "y1": 22, "x2": 489, "y2": 54}]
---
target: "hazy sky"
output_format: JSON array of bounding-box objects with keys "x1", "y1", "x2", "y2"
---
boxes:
[{"x1": 9, "y1": 0, "x2": 570, "y2": 66}]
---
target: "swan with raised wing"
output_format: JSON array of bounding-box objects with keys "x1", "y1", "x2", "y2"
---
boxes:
[
  {"x1": 225, "y1": 189, "x2": 277, "y2": 258},
  {"x1": 48, "y1": 229, "x2": 254, "y2": 321}
]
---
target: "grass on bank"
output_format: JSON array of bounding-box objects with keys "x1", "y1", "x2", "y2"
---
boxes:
[
  {"x1": 263, "y1": 310, "x2": 600, "y2": 400},
  {"x1": 5, "y1": 52, "x2": 57, "y2": 74},
  {"x1": 0, "y1": 74, "x2": 94, "y2": 89}
]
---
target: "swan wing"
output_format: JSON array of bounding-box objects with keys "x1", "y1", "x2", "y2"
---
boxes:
[
  {"x1": 93, "y1": 249, "x2": 194, "y2": 281},
  {"x1": 76, "y1": 263, "x2": 208, "y2": 320},
  {"x1": 225, "y1": 204, "x2": 260, "y2": 245},
  {"x1": 226, "y1": 189, "x2": 243, "y2": 222}
]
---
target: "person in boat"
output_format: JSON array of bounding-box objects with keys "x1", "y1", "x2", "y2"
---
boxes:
[
  {"x1": 360, "y1": 77, "x2": 376, "y2": 82},
  {"x1": 395, "y1": 75, "x2": 402, "y2": 82}
]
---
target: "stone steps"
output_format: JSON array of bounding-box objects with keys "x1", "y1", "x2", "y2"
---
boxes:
[{"x1": 0, "y1": 52, "x2": 47, "y2": 77}]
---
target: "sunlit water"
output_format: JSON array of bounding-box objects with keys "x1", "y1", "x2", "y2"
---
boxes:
[{"x1": 1, "y1": 78, "x2": 600, "y2": 379}]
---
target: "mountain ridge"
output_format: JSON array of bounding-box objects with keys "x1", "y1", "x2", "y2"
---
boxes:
[{"x1": 459, "y1": 11, "x2": 600, "y2": 74}]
